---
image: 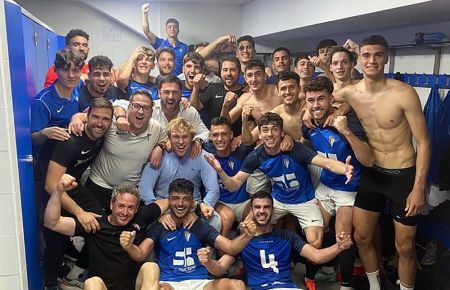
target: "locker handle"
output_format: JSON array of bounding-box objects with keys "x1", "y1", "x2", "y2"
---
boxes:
[
  {"x1": 34, "y1": 32, "x2": 38, "y2": 46},
  {"x1": 20, "y1": 154, "x2": 33, "y2": 163},
  {"x1": 47, "y1": 38, "x2": 50, "y2": 50}
]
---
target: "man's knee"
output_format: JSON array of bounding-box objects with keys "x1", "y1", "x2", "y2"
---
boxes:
[
  {"x1": 218, "y1": 207, "x2": 235, "y2": 228},
  {"x1": 140, "y1": 262, "x2": 160, "y2": 277},
  {"x1": 84, "y1": 276, "x2": 106, "y2": 290},
  {"x1": 216, "y1": 278, "x2": 246, "y2": 290},
  {"x1": 395, "y1": 237, "x2": 415, "y2": 258}
]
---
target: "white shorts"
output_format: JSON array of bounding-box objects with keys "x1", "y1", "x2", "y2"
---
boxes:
[
  {"x1": 218, "y1": 200, "x2": 250, "y2": 222},
  {"x1": 272, "y1": 198, "x2": 323, "y2": 229},
  {"x1": 246, "y1": 169, "x2": 271, "y2": 194},
  {"x1": 160, "y1": 279, "x2": 213, "y2": 290},
  {"x1": 315, "y1": 182, "x2": 356, "y2": 216}
]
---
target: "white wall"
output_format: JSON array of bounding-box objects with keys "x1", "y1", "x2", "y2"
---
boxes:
[
  {"x1": 0, "y1": 1, "x2": 28, "y2": 289},
  {"x1": 242, "y1": 0, "x2": 429, "y2": 37},
  {"x1": 16, "y1": 0, "x2": 243, "y2": 67}
]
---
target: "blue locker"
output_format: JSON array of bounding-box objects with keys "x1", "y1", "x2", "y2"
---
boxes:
[
  {"x1": 21, "y1": 16, "x2": 39, "y2": 97},
  {"x1": 34, "y1": 22, "x2": 48, "y2": 90},
  {"x1": 46, "y1": 29, "x2": 58, "y2": 68}
]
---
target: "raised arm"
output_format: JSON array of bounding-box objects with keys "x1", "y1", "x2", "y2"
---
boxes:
[
  {"x1": 221, "y1": 91, "x2": 242, "y2": 124},
  {"x1": 198, "y1": 35, "x2": 236, "y2": 60},
  {"x1": 120, "y1": 232, "x2": 154, "y2": 262},
  {"x1": 141, "y1": 3, "x2": 157, "y2": 46},
  {"x1": 45, "y1": 161, "x2": 101, "y2": 232},
  {"x1": 332, "y1": 115, "x2": 375, "y2": 167},
  {"x1": 44, "y1": 174, "x2": 78, "y2": 236},
  {"x1": 241, "y1": 105, "x2": 258, "y2": 145},
  {"x1": 197, "y1": 247, "x2": 235, "y2": 276},
  {"x1": 214, "y1": 215, "x2": 256, "y2": 255},
  {"x1": 117, "y1": 48, "x2": 141, "y2": 90}
]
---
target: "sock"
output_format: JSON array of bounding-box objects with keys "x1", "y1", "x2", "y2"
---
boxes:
[
  {"x1": 399, "y1": 282, "x2": 414, "y2": 290},
  {"x1": 66, "y1": 265, "x2": 84, "y2": 280},
  {"x1": 340, "y1": 286, "x2": 352, "y2": 290},
  {"x1": 366, "y1": 270, "x2": 381, "y2": 290},
  {"x1": 305, "y1": 261, "x2": 320, "y2": 280}
]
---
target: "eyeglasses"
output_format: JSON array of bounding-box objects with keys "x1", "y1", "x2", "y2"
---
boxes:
[{"x1": 130, "y1": 102, "x2": 152, "y2": 112}]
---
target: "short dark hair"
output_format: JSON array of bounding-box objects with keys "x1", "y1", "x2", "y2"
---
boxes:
[
  {"x1": 220, "y1": 56, "x2": 241, "y2": 74},
  {"x1": 294, "y1": 53, "x2": 309, "y2": 67},
  {"x1": 156, "y1": 47, "x2": 175, "y2": 61},
  {"x1": 129, "y1": 89, "x2": 153, "y2": 104},
  {"x1": 210, "y1": 116, "x2": 232, "y2": 129},
  {"x1": 316, "y1": 39, "x2": 337, "y2": 51},
  {"x1": 166, "y1": 18, "x2": 179, "y2": 27},
  {"x1": 237, "y1": 35, "x2": 255, "y2": 48},
  {"x1": 158, "y1": 74, "x2": 183, "y2": 91},
  {"x1": 303, "y1": 76, "x2": 334, "y2": 95},
  {"x1": 272, "y1": 47, "x2": 291, "y2": 59},
  {"x1": 183, "y1": 52, "x2": 205, "y2": 68},
  {"x1": 88, "y1": 55, "x2": 113, "y2": 72},
  {"x1": 250, "y1": 191, "x2": 273, "y2": 207},
  {"x1": 328, "y1": 46, "x2": 357, "y2": 65},
  {"x1": 87, "y1": 97, "x2": 113, "y2": 116},
  {"x1": 245, "y1": 59, "x2": 265, "y2": 72},
  {"x1": 258, "y1": 112, "x2": 283, "y2": 131},
  {"x1": 65, "y1": 29, "x2": 89, "y2": 45},
  {"x1": 54, "y1": 48, "x2": 84, "y2": 70},
  {"x1": 360, "y1": 34, "x2": 388, "y2": 50},
  {"x1": 169, "y1": 178, "x2": 194, "y2": 196},
  {"x1": 276, "y1": 71, "x2": 300, "y2": 87}
]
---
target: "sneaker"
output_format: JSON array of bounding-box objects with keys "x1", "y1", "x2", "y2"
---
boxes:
[
  {"x1": 315, "y1": 267, "x2": 337, "y2": 282},
  {"x1": 421, "y1": 241, "x2": 438, "y2": 265},
  {"x1": 58, "y1": 277, "x2": 83, "y2": 290},
  {"x1": 305, "y1": 278, "x2": 317, "y2": 290}
]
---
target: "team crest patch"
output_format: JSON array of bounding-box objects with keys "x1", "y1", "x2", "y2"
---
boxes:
[
  {"x1": 328, "y1": 136, "x2": 335, "y2": 147},
  {"x1": 283, "y1": 158, "x2": 290, "y2": 168},
  {"x1": 228, "y1": 160, "x2": 235, "y2": 171},
  {"x1": 184, "y1": 231, "x2": 191, "y2": 242}
]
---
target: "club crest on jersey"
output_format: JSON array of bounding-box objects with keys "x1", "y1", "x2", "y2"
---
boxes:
[
  {"x1": 283, "y1": 158, "x2": 290, "y2": 168},
  {"x1": 328, "y1": 136, "x2": 336, "y2": 147},
  {"x1": 228, "y1": 160, "x2": 235, "y2": 171},
  {"x1": 184, "y1": 231, "x2": 191, "y2": 242}
]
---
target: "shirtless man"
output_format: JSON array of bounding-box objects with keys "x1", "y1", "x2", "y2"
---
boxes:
[
  {"x1": 328, "y1": 46, "x2": 359, "y2": 91},
  {"x1": 242, "y1": 71, "x2": 303, "y2": 145},
  {"x1": 329, "y1": 35, "x2": 430, "y2": 290},
  {"x1": 221, "y1": 59, "x2": 280, "y2": 124}
]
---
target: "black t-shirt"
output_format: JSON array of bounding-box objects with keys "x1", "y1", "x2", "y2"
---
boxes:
[
  {"x1": 79, "y1": 85, "x2": 128, "y2": 111},
  {"x1": 74, "y1": 203, "x2": 161, "y2": 290},
  {"x1": 199, "y1": 83, "x2": 245, "y2": 135},
  {"x1": 34, "y1": 133, "x2": 104, "y2": 184}
]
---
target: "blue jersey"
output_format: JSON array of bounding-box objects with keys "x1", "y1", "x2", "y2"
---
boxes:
[
  {"x1": 125, "y1": 79, "x2": 157, "y2": 100},
  {"x1": 147, "y1": 220, "x2": 219, "y2": 282},
  {"x1": 302, "y1": 110, "x2": 366, "y2": 191},
  {"x1": 204, "y1": 143, "x2": 254, "y2": 204},
  {"x1": 241, "y1": 228, "x2": 306, "y2": 290},
  {"x1": 241, "y1": 143, "x2": 317, "y2": 204}
]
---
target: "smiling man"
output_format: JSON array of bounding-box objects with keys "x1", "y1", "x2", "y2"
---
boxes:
[
  {"x1": 44, "y1": 29, "x2": 90, "y2": 88},
  {"x1": 139, "y1": 118, "x2": 221, "y2": 230},
  {"x1": 79, "y1": 55, "x2": 127, "y2": 111},
  {"x1": 180, "y1": 52, "x2": 207, "y2": 100},
  {"x1": 34, "y1": 98, "x2": 113, "y2": 290},
  {"x1": 44, "y1": 173, "x2": 168, "y2": 290},
  {"x1": 31, "y1": 48, "x2": 85, "y2": 157},
  {"x1": 329, "y1": 35, "x2": 431, "y2": 290},
  {"x1": 142, "y1": 3, "x2": 188, "y2": 76}
]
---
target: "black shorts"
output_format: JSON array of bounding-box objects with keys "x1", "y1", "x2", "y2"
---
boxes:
[{"x1": 354, "y1": 165, "x2": 419, "y2": 226}]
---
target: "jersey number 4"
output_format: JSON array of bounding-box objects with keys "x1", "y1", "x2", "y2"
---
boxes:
[{"x1": 260, "y1": 250, "x2": 279, "y2": 273}]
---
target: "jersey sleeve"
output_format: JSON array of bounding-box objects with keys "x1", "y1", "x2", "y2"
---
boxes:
[
  {"x1": 31, "y1": 99, "x2": 51, "y2": 133},
  {"x1": 153, "y1": 37, "x2": 164, "y2": 48},
  {"x1": 240, "y1": 150, "x2": 261, "y2": 174},
  {"x1": 291, "y1": 142, "x2": 318, "y2": 164},
  {"x1": 146, "y1": 222, "x2": 163, "y2": 242},
  {"x1": 346, "y1": 110, "x2": 368, "y2": 142},
  {"x1": 301, "y1": 124, "x2": 311, "y2": 140},
  {"x1": 73, "y1": 219, "x2": 87, "y2": 237},
  {"x1": 134, "y1": 202, "x2": 162, "y2": 230},
  {"x1": 50, "y1": 138, "x2": 79, "y2": 168},
  {"x1": 198, "y1": 84, "x2": 214, "y2": 107},
  {"x1": 197, "y1": 221, "x2": 220, "y2": 246},
  {"x1": 289, "y1": 231, "x2": 307, "y2": 253}
]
